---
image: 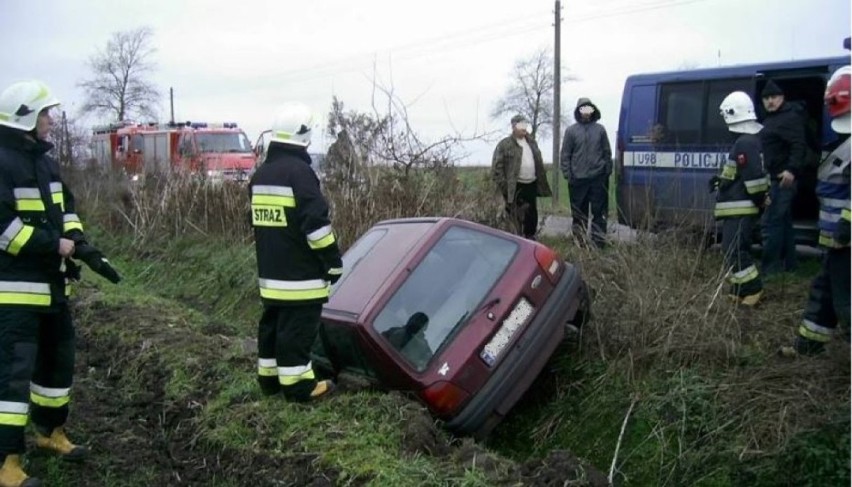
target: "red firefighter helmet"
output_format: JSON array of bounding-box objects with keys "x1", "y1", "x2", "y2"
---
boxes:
[{"x1": 825, "y1": 66, "x2": 851, "y2": 134}]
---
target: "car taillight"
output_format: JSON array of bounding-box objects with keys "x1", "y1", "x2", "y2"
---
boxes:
[
  {"x1": 420, "y1": 381, "x2": 470, "y2": 417},
  {"x1": 534, "y1": 244, "x2": 560, "y2": 283}
]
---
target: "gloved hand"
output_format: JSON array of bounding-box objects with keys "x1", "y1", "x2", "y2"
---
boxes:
[
  {"x1": 325, "y1": 268, "x2": 342, "y2": 285},
  {"x1": 64, "y1": 259, "x2": 81, "y2": 282},
  {"x1": 708, "y1": 175, "x2": 721, "y2": 193},
  {"x1": 74, "y1": 244, "x2": 122, "y2": 284}
]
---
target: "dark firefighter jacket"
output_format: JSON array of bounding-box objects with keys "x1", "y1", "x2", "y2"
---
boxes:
[
  {"x1": 249, "y1": 144, "x2": 343, "y2": 306},
  {"x1": 0, "y1": 127, "x2": 83, "y2": 310},
  {"x1": 714, "y1": 133, "x2": 769, "y2": 218},
  {"x1": 816, "y1": 136, "x2": 850, "y2": 248}
]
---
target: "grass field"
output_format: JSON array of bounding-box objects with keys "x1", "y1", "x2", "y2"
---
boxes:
[{"x1": 29, "y1": 167, "x2": 848, "y2": 486}]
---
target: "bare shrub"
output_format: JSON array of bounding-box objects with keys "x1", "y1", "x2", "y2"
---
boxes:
[{"x1": 66, "y1": 166, "x2": 249, "y2": 247}]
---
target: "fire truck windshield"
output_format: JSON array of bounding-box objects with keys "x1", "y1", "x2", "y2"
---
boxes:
[{"x1": 196, "y1": 132, "x2": 252, "y2": 153}]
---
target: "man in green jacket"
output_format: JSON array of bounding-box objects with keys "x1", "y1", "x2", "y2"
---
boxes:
[{"x1": 491, "y1": 114, "x2": 552, "y2": 239}]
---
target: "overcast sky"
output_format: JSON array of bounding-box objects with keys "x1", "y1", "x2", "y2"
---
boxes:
[{"x1": 2, "y1": 0, "x2": 850, "y2": 165}]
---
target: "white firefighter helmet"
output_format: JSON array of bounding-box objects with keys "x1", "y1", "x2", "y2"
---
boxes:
[
  {"x1": 719, "y1": 91, "x2": 762, "y2": 134},
  {"x1": 825, "y1": 65, "x2": 851, "y2": 134},
  {"x1": 269, "y1": 102, "x2": 314, "y2": 148},
  {"x1": 0, "y1": 80, "x2": 60, "y2": 132}
]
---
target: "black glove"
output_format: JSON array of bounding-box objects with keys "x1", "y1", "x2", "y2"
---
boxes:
[
  {"x1": 64, "y1": 259, "x2": 81, "y2": 282},
  {"x1": 75, "y1": 244, "x2": 122, "y2": 284},
  {"x1": 708, "y1": 175, "x2": 721, "y2": 193}
]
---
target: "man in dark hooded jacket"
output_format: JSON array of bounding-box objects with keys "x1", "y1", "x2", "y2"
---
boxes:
[
  {"x1": 560, "y1": 98, "x2": 612, "y2": 248},
  {"x1": 759, "y1": 79, "x2": 807, "y2": 275}
]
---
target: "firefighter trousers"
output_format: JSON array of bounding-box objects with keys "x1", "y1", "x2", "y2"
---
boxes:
[
  {"x1": 0, "y1": 307, "x2": 75, "y2": 456},
  {"x1": 721, "y1": 216, "x2": 762, "y2": 297},
  {"x1": 795, "y1": 249, "x2": 851, "y2": 353},
  {"x1": 256, "y1": 304, "x2": 321, "y2": 402}
]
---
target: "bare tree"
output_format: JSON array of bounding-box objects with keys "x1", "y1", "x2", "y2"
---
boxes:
[
  {"x1": 48, "y1": 111, "x2": 90, "y2": 167},
  {"x1": 78, "y1": 27, "x2": 160, "y2": 121},
  {"x1": 492, "y1": 47, "x2": 575, "y2": 139}
]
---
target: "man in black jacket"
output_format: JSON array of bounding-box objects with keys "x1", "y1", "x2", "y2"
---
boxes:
[
  {"x1": 759, "y1": 80, "x2": 807, "y2": 275},
  {"x1": 0, "y1": 80, "x2": 120, "y2": 487},
  {"x1": 250, "y1": 102, "x2": 342, "y2": 402}
]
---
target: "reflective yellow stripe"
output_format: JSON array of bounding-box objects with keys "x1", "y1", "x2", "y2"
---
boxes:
[
  {"x1": 260, "y1": 287, "x2": 329, "y2": 301},
  {"x1": 0, "y1": 413, "x2": 27, "y2": 426},
  {"x1": 327, "y1": 267, "x2": 343, "y2": 276},
  {"x1": 799, "y1": 325, "x2": 832, "y2": 343},
  {"x1": 0, "y1": 293, "x2": 51, "y2": 306},
  {"x1": 251, "y1": 194, "x2": 295, "y2": 207},
  {"x1": 258, "y1": 358, "x2": 278, "y2": 376},
  {"x1": 51, "y1": 192, "x2": 64, "y2": 211},
  {"x1": 15, "y1": 199, "x2": 45, "y2": 212},
  {"x1": 715, "y1": 207, "x2": 759, "y2": 217},
  {"x1": 308, "y1": 232, "x2": 336, "y2": 250},
  {"x1": 744, "y1": 176, "x2": 769, "y2": 194},
  {"x1": 720, "y1": 164, "x2": 737, "y2": 180},
  {"x1": 729, "y1": 265, "x2": 759, "y2": 284},
  {"x1": 30, "y1": 392, "x2": 70, "y2": 408},
  {"x1": 842, "y1": 208, "x2": 851, "y2": 222},
  {"x1": 819, "y1": 233, "x2": 841, "y2": 248},
  {"x1": 63, "y1": 221, "x2": 83, "y2": 233},
  {"x1": 278, "y1": 365, "x2": 315, "y2": 386},
  {"x1": 7, "y1": 225, "x2": 34, "y2": 256},
  {"x1": 258, "y1": 366, "x2": 277, "y2": 377},
  {"x1": 259, "y1": 278, "x2": 328, "y2": 301}
]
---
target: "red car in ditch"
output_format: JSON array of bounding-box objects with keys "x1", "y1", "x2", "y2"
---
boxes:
[{"x1": 315, "y1": 217, "x2": 589, "y2": 438}]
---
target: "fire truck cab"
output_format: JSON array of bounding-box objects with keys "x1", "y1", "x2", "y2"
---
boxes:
[
  {"x1": 175, "y1": 122, "x2": 255, "y2": 181},
  {"x1": 91, "y1": 121, "x2": 256, "y2": 182}
]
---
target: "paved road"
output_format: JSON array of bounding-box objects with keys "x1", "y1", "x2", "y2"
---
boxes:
[{"x1": 539, "y1": 214, "x2": 641, "y2": 242}]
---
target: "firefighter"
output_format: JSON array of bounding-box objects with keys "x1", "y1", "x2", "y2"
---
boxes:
[
  {"x1": 710, "y1": 91, "x2": 769, "y2": 306},
  {"x1": 0, "y1": 80, "x2": 120, "y2": 487},
  {"x1": 250, "y1": 102, "x2": 342, "y2": 402},
  {"x1": 780, "y1": 66, "x2": 851, "y2": 356}
]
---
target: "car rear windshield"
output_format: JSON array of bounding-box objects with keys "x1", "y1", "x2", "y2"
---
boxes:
[{"x1": 372, "y1": 226, "x2": 518, "y2": 372}]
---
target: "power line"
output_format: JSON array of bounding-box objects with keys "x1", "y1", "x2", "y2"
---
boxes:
[{"x1": 256, "y1": 0, "x2": 719, "y2": 86}]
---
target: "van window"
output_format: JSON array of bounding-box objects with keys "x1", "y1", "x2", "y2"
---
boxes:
[
  {"x1": 660, "y1": 82, "x2": 703, "y2": 145},
  {"x1": 704, "y1": 78, "x2": 751, "y2": 146}
]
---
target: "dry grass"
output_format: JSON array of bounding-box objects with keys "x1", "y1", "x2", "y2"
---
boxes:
[
  {"x1": 67, "y1": 167, "x2": 250, "y2": 247},
  {"x1": 543, "y1": 229, "x2": 849, "y2": 478}
]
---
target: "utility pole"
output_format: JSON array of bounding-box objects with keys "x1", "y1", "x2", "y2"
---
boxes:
[
  {"x1": 61, "y1": 110, "x2": 72, "y2": 167},
  {"x1": 169, "y1": 87, "x2": 175, "y2": 124},
  {"x1": 552, "y1": 0, "x2": 562, "y2": 209}
]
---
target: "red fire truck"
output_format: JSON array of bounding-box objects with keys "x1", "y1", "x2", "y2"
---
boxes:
[{"x1": 91, "y1": 121, "x2": 256, "y2": 181}]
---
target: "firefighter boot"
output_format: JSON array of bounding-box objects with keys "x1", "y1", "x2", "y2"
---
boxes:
[
  {"x1": 739, "y1": 291, "x2": 763, "y2": 307},
  {"x1": 0, "y1": 455, "x2": 41, "y2": 487},
  {"x1": 309, "y1": 380, "x2": 336, "y2": 400},
  {"x1": 34, "y1": 426, "x2": 88, "y2": 462}
]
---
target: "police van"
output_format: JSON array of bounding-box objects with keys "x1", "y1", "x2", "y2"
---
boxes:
[{"x1": 615, "y1": 53, "x2": 849, "y2": 245}]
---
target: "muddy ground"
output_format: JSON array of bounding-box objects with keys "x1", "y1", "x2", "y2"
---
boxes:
[{"x1": 23, "y1": 291, "x2": 607, "y2": 486}]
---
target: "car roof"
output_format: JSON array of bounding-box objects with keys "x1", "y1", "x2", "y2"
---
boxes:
[{"x1": 326, "y1": 219, "x2": 443, "y2": 317}]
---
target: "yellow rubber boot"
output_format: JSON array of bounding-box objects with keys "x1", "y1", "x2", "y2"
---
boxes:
[
  {"x1": 0, "y1": 455, "x2": 41, "y2": 487},
  {"x1": 34, "y1": 427, "x2": 88, "y2": 462},
  {"x1": 309, "y1": 380, "x2": 336, "y2": 400},
  {"x1": 739, "y1": 291, "x2": 763, "y2": 307}
]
